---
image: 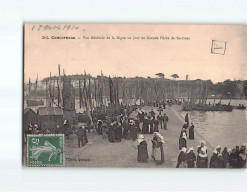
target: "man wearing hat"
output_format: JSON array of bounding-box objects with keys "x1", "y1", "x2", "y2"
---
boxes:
[
  {"x1": 76, "y1": 126, "x2": 85, "y2": 148},
  {"x1": 63, "y1": 120, "x2": 71, "y2": 140}
]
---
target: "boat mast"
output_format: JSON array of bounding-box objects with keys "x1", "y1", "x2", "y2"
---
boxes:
[
  {"x1": 35, "y1": 74, "x2": 38, "y2": 103},
  {"x1": 28, "y1": 77, "x2": 31, "y2": 100}
]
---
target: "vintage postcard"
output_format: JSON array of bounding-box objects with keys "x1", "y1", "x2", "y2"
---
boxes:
[{"x1": 23, "y1": 24, "x2": 247, "y2": 168}]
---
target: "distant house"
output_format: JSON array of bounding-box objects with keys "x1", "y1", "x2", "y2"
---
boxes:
[
  {"x1": 37, "y1": 107, "x2": 63, "y2": 131},
  {"x1": 23, "y1": 108, "x2": 38, "y2": 129}
]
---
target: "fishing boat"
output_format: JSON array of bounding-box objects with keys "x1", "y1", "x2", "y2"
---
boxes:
[
  {"x1": 231, "y1": 104, "x2": 246, "y2": 110},
  {"x1": 182, "y1": 80, "x2": 233, "y2": 112},
  {"x1": 182, "y1": 103, "x2": 232, "y2": 112}
]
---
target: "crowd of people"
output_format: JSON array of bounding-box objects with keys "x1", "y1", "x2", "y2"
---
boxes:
[
  {"x1": 175, "y1": 114, "x2": 247, "y2": 168},
  {"x1": 86, "y1": 107, "x2": 169, "y2": 145},
  {"x1": 176, "y1": 141, "x2": 247, "y2": 168},
  {"x1": 24, "y1": 101, "x2": 246, "y2": 168}
]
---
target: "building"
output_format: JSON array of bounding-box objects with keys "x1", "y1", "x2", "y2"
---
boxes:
[
  {"x1": 37, "y1": 107, "x2": 63, "y2": 132},
  {"x1": 23, "y1": 108, "x2": 38, "y2": 129}
]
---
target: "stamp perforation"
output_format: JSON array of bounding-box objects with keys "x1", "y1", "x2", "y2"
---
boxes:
[{"x1": 26, "y1": 134, "x2": 65, "y2": 167}]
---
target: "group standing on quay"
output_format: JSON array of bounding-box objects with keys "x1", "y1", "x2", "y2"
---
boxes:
[
  {"x1": 25, "y1": 99, "x2": 247, "y2": 168},
  {"x1": 87, "y1": 104, "x2": 170, "y2": 165},
  {"x1": 176, "y1": 113, "x2": 247, "y2": 168}
]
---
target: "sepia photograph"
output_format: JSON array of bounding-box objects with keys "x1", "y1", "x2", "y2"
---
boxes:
[{"x1": 23, "y1": 24, "x2": 247, "y2": 168}]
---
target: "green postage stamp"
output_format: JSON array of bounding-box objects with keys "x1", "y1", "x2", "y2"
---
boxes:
[{"x1": 27, "y1": 134, "x2": 64, "y2": 166}]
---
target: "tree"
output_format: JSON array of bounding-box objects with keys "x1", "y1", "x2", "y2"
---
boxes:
[
  {"x1": 155, "y1": 73, "x2": 165, "y2": 78},
  {"x1": 171, "y1": 74, "x2": 179, "y2": 80}
]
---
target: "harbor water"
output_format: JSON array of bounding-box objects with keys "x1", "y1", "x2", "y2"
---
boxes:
[{"x1": 179, "y1": 99, "x2": 247, "y2": 149}]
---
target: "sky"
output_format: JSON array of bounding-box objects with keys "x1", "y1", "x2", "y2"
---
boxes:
[{"x1": 24, "y1": 24, "x2": 247, "y2": 83}]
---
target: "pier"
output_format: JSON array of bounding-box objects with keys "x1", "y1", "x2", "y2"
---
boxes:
[{"x1": 64, "y1": 105, "x2": 213, "y2": 167}]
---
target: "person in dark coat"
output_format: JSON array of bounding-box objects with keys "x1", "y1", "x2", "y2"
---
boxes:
[
  {"x1": 186, "y1": 147, "x2": 196, "y2": 168},
  {"x1": 122, "y1": 118, "x2": 129, "y2": 139},
  {"x1": 216, "y1": 145, "x2": 221, "y2": 154},
  {"x1": 97, "y1": 120, "x2": 103, "y2": 135},
  {"x1": 76, "y1": 126, "x2": 88, "y2": 148},
  {"x1": 196, "y1": 147, "x2": 208, "y2": 168},
  {"x1": 149, "y1": 117, "x2": 154, "y2": 134},
  {"x1": 83, "y1": 126, "x2": 88, "y2": 144},
  {"x1": 155, "y1": 132, "x2": 165, "y2": 165},
  {"x1": 158, "y1": 141, "x2": 165, "y2": 165},
  {"x1": 130, "y1": 120, "x2": 137, "y2": 141},
  {"x1": 210, "y1": 150, "x2": 220, "y2": 168},
  {"x1": 229, "y1": 148, "x2": 239, "y2": 168},
  {"x1": 182, "y1": 123, "x2": 188, "y2": 130},
  {"x1": 151, "y1": 132, "x2": 165, "y2": 165},
  {"x1": 235, "y1": 146, "x2": 240, "y2": 156},
  {"x1": 163, "y1": 102, "x2": 166, "y2": 109},
  {"x1": 151, "y1": 134, "x2": 158, "y2": 160},
  {"x1": 157, "y1": 114, "x2": 163, "y2": 129},
  {"x1": 179, "y1": 132, "x2": 187, "y2": 150},
  {"x1": 137, "y1": 111, "x2": 145, "y2": 123},
  {"x1": 137, "y1": 134, "x2": 148, "y2": 163},
  {"x1": 189, "y1": 123, "x2": 194, "y2": 139},
  {"x1": 153, "y1": 117, "x2": 159, "y2": 132},
  {"x1": 108, "y1": 122, "x2": 116, "y2": 143},
  {"x1": 135, "y1": 119, "x2": 141, "y2": 133},
  {"x1": 238, "y1": 145, "x2": 247, "y2": 168},
  {"x1": 218, "y1": 154, "x2": 226, "y2": 168},
  {"x1": 150, "y1": 109, "x2": 155, "y2": 118},
  {"x1": 185, "y1": 113, "x2": 189, "y2": 126},
  {"x1": 222, "y1": 147, "x2": 230, "y2": 167},
  {"x1": 63, "y1": 120, "x2": 71, "y2": 140},
  {"x1": 115, "y1": 123, "x2": 122, "y2": 142},
  {"x1": 163, "y1": 114, "x2": 169, "y2": 130},
  {"x1": 101, "y1": 121, "x2": 108, "y2": 139},
  {"x1": 197, "y1": 141, "x2": 208, "y2": 155},
  {"x1": 142, "y1": 116, "x2": 149, "y2": 134},
  {"x1": 180, "y1": 128, "x2": 187, "y2": 138},
  {"x1": 76, "y1": 126, "x2": 84, "y2": 148},
  {"x1": 176, "y1": 147, "x2": 187, "y2": 168}
]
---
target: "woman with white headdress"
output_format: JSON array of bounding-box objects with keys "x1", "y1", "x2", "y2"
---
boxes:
[
  {"x1": 186, "y1": 147, "x2": 196, "y2": 168},
  {"x1": 210, "y1": 149, "x2": 220, "y2": 168},
  {"x1": 137, "y1": 134, "x2": 148, "y2": 163},
  {"x1": 197, "y1": 141, "x2": 207, "y2": 155},
  {"x1": 151, "y1": 132, "x2": 165, "y2": 165},
  {"x1": 179, "y1": 132, "x2": 187, "y2": 150},
  {"x1": 239, "y1": 144, "x2": 247, "y2": 168},
  {"x1": 176, "y1": 147, "x2": 187, "y2": 168},
  {"x1": 196, "y1": 147, "x2": 208, "y2": 168}
]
